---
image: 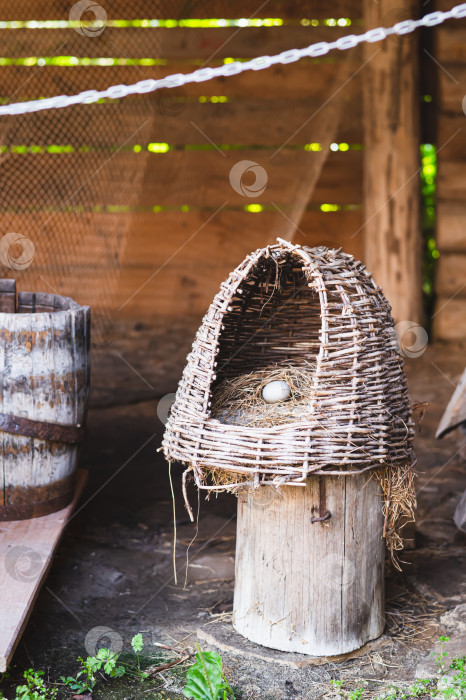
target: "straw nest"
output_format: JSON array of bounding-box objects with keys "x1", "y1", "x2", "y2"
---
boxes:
[{"x1": 211, "y1": 363, "x2": 316, "y2": 427}]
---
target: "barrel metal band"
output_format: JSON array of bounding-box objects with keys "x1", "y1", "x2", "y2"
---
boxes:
[
  {"x1": 0, "y1": 413, "x2": 85, "y2": 444},
  {"x1": 0, "y1": 490, "x2": 75, "y2": 521}
]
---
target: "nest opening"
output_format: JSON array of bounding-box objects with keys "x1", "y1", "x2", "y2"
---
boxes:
[{"x1": 213, "y1": 254, "x2": 322, "y2": 388}]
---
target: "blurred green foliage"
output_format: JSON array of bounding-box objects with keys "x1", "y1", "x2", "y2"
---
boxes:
[{"x1": 420, "y1": 143, "x2": 438, "y2": 315}]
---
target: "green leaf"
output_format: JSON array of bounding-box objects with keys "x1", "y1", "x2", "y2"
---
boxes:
[
  {"x1": 199, "y1": 651, "x2": 223, "y2": 671},
  {"x1": 103, "y1": 659, "x2": 116, "y2": 675},
  {"x1": 183, "y1": 666, "x2": 222, "y2": 700},
  {"x1": 131, "y1": 633, "x2": 144, "y2": 653}
]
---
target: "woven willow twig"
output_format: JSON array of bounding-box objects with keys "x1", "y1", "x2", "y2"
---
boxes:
[{"x1": 163, "y1": 239, "x2": 416, "y2": 553}]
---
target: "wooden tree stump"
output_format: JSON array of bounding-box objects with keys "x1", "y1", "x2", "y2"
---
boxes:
[{"x1": 233, "y1": 473, "x2": 385, "y2": 656}]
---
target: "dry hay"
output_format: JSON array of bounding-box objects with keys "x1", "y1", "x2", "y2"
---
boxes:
[
  {"x1": 375, "y1": 465, "x2": 416, "y2": 562},
  {"x1": 211, "y1": 363, "x2": 316, "y2": 427},
  {"x1": 385, "y1": 585, "x2": 445, "y2": 646}
]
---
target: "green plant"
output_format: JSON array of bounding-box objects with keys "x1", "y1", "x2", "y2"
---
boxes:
[
  {"x1": 331, "y1": 679, "x2": 344, "y2": 693},
  {"x1": 438, "y1": 654, "x2": 466, "y2": 699},
  {"x1": 183, "y1": 646, "x2": 235, "y2": 700},
  {"x1": 435, "y1": 635, "x2": 450, "y2": 673},
  {"x1": 348, "y1": 689, "x2": 364, "y2": 700},
  {"x1": 60, "y1": 648, "x2": 125, "y2": 694},
  {"x1": 328, "y1": 636, "x2": 466, "y2": 699},
  {"x1": 130, "y1": 633, "x2": 148, "y2": 680},
  {"x1": 16, "y1": 670, "x2": 57, "y2": 700}
]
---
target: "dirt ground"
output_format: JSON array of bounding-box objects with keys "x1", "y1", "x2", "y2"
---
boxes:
[{"x1": 2, "y1": 342, "x2": 466, "y2": 699}]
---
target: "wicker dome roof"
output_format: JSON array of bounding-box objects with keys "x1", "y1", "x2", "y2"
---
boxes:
[{"x1": 163, "y1": 239, "x2": 415, "y2": 490}]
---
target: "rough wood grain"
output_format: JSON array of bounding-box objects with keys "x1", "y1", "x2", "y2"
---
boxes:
[
  {"x1": 0, "y1": 61, "x2": 362, "y2": 101},
  {"x1": 0, "y1": 281, "x2": 16, "y2": 314},
  {"x1": 437, "y1": 116, "x2": 466, "y2": 161},
  {"x1": 5, "y1": 26, "x2": 350, "y2": 60},
  {"x1": 0, "y1": 98, "x2": 363, "y2": 147},
  {"x1": 435, "y1": 253, "x2": 466, "y2": 298},
  {"x1": 436, "y1": 26, "x2": 466, "y2": 63},
  {"x1": 437, "y1": 68, "x2": 466, "y2": 113},
  {"x1": 0, "y1": 0, "x2": 363, "y2": 20},
  {"x1": 8, "y1": 209, "x2": 364, "y2": 321},
  {"x1": 0, "y1": 470, "x2": 87, "y2": 672},
  {"x1": 7, "y1": 150, "x2": 361, "y2": 209},
  {"x1": 0, "y1": 299, "x2": 90, "y2": 519},
  {"x1": 233, "y1": 474, "x2": 385, "y2": 656},
  {"x1": 436, "y1": 202, "x2": 466, "y2": 251},
  {"x1": 273, "y1": 54, "x2": 357, "y2": 242},
  {"x1": 432, "y1": 297, "x2": 466, "y2": 341},
  {"x1": 438, "y1": 162, "x2": 466, "y2": 201},
  {"x1": 362, "y1": 0, "x2": 423, "y2": 325}
]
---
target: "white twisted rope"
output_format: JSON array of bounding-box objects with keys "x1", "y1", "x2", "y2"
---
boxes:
[{"x1": 0, "y1": 4, "x2": 465, "y2": 116}]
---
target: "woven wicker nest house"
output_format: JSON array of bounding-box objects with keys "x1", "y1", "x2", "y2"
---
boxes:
[{"x1": 163, "y1": 238, "x2": 415, "y2": 508}]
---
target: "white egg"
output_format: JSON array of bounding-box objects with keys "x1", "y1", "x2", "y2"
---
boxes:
[{"x1": 262, "y1": 380, "x2": 291, "y2": 404}]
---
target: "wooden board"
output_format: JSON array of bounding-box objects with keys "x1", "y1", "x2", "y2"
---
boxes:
[
  {"x1": 437, "y1": 202, "x2": 466, "y2": 251},
  {"x1": 433, "y1": 297, "x2": 466, "y2": 341},
  {"x1": 435, "y1": 252, "x2": 466, "y2": 297},
  {"x1": 3, "y1": 26, "x2": 351, "y2": 60},
  {"x1": 0, "y1": 60, "x2": 363, "y2": 100},
  {"x1": 436, "y1": 27, "x2": 466, "y2": 63},
  {"x1": 438, "y1": 161, "x2": 466, "y2": 200},
  {"x1": 0, "y1": 470, "x2": 87, "y2": 672},
  {"x1": 0, "y1": 0, "x2": 363, "y2": 21},
  {"x1": 437, "y1": 115, "x2": 466, "y2": 161},
  {"x1": 2, "y1": 98, "x2": 363, "y2": 146},
  {"x1": 438, "y1": 68, "x2": 466, "y2": 113},
  {"x1": 1, "y1": 150, "x2": 362, "y2": 208},
  {"x1": 0, "y1": 0, "x2": 367, "y2": 355},
  {"x1": 7, "y1": 209, "x2": 364, "y2": 319}
]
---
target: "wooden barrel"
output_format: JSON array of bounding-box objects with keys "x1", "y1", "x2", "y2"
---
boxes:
[
  {"x1": 0, "y1": 281, "x2": 90, "y2": 521},
  {"x1": 233, "y1": 473, "x2": 384, "y2": 656}
]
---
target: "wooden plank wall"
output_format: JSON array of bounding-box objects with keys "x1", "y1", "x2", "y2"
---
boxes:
[
  {"x1": 433, "y1": 1, "x2": 466, "y2": 340},
  {"x1": 0, "y1": 1, "x2": 366, "y2": 401}
]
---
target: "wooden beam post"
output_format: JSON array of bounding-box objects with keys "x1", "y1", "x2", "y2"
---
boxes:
[{"x1": 362, "y1": 0, "x2": 423, "y2": 324}]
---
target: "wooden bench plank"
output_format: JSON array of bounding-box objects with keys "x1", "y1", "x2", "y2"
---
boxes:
[{"x1": 0, "y1": 470, "x2": 87, "y2": 673}]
